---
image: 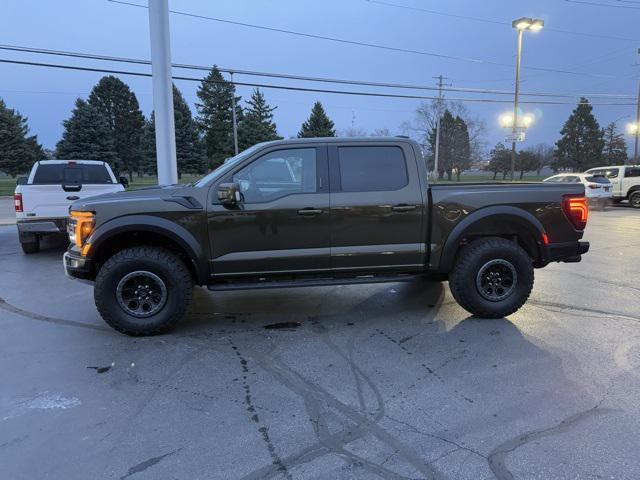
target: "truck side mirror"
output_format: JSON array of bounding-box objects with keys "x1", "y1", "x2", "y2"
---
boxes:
[
  {"x1": 217, "y1": 182, "x2": 241, "y2": 206},
  {"x1": 16, "y1": 176, "x2": 27, "y2": 186},
  {"x1": 119, "y1": 176, "x2": 129, "y2": 188}
]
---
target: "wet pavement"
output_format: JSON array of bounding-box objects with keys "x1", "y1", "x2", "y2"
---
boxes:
[{"x1": 1, "y1": 207, "x2": 639, "y2": 479}]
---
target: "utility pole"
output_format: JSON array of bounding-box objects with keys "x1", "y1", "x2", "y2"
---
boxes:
[
  {"x1": 433, "y1": 75, "x2": 450, "y2": 182},
  {"x1": 148, "y1": 0, "x2": 177, "y2": 185},
  {"x1": 230, "y1": 72, "x2": 239, "y2": 156}
]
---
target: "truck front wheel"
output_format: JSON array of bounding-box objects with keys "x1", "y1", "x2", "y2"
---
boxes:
[
  {"x1": 94, "y1": 247, "x2": 193, "y2": 336},
  {"x1": 629, "y1": 191, "x2": 640, "y2": 209},
  {"x1": 449, "y1": 238, "x2": 534, "y2": 319}
]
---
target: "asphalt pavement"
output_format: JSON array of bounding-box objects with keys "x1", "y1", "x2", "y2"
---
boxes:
[
  {"x1": 1, "y1": 207, "x2": 639, "y2": 479},
  {"x1": 0, "y1": 197, "x2": 15, "y2": 225}
]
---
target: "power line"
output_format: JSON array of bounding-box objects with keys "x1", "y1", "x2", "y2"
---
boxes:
[
  {"x1": 367, "y1": 0, "x2": 640, "y2": 42},
  {"x1": 1, "y1": 57, "x2": 637, "y2": 106},
  {"x1": 565, "y1": 0, "x2": 640, "y2": 9},
  {"x1": 105, "y1": 0, "x2": 627, "y2": 80},
  {"x1": 2, "y1": 44, "x2": 636, "y2": 100}
]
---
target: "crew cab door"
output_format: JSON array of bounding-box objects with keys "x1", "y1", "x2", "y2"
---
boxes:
[
  {"x1": 328, "y1": 142, "x2": 425, "y2": 271},
  {"x1": 208, "y1": 145, "x2": 330, "y2": 276}
]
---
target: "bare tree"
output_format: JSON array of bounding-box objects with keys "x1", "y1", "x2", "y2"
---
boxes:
[
  {"x1": 370, "y1": 127, "x2": 392, "y2": 137},
  {"x1": 402, "y1": 100, "x2": 487, "y2": 163},
  {"x1": 340, "y1": 127, "x2": 368, "y2": 137}
]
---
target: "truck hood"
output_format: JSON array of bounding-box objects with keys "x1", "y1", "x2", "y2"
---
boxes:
[{"x1": 70, "y1": 185, "x2": 191, "y2": 211}]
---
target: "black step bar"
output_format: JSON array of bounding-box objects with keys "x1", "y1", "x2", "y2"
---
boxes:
[{"x1": 207, "y1": 273, "x2": 422, "y2": 291}]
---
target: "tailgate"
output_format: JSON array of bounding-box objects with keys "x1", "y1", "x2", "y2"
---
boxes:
[{"x1": 22, "y1": 185, "x2": 123, "y2": 218}]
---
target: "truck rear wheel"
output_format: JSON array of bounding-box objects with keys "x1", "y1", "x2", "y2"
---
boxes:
[
  {"x1": 20, "y1": 236, "x2": 40, "y2": 254},
  {"x1": 449, "y1": 237, "x2": 534, "y2": 319},
  {"x1": 94, "y1": 246, "x2": 193, "y2": 336}
]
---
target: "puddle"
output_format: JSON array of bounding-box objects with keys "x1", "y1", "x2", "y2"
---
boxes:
[{"x1": 263, "y1": 322, "x2": 301, "y2": 330}]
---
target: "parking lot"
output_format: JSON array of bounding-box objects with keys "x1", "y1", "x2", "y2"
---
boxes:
[{"x1": 1, "y1": 205, "x2": 639, "y2": 480}]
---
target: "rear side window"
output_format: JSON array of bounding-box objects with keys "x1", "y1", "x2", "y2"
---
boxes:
[
  {"x1": 585, "y1": 175, "x2": 610, "y2": 184},
  {"x1": 338, "y1": 146, "x2": 408, "y2": 192},
  {"x1": 589, "y1": 168, "x2": 618, "y2": 179},
  {"x1": 625, "y1": 167, "x2": 640, "y2": 178},
  {"x1": 32, "y1": 164, "x2": 113, "y2": 184}
]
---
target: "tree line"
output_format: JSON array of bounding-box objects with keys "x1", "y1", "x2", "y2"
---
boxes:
[
  {"x1": 1, "y1": 75, "x2": 634, "y2": 180},
  {"x1": 0, "y1": 66, "x2": 340, "y2": 178},
  {"x1": 485, "y1": 97, "x2": 629, "y2": 179}
]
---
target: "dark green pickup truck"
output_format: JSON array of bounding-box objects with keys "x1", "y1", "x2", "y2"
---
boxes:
[{"x1": 64, "y1": 137, "x2": 590, "y2": 336}]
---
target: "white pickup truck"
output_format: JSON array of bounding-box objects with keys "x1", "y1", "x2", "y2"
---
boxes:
[
  {"x1": 14, "y1": 160, "x2": 126, "y2": 253},
  {"x1": 585, "y1": 165, "x2": 640, "y2": 208}
]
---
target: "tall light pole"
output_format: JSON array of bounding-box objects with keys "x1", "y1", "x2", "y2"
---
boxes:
[
  {"x1": 635, "y1": 49, "x2": 640, "y2": 164},
  {"x1": 510, "y1": 17, "x2": 544, "y2": 181},
  {"x1": 148, "y1": 0, "x2": 178, "y2": 185}
]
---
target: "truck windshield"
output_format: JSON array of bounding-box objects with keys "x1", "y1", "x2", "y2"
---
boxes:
[
  {"x1": 32, "y1": 164, "x2": 113, "y2": 184},
  {"x1": 194, "y1": 143, "x2": 268, "y2": 187}
]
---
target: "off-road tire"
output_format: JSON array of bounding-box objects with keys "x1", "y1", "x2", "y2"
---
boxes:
[
  {"x1": 95, "y1": 246, "x2": 193, "y2": 336},
  {"x1": 449, "y1": 237, "x2": 534, "y2": 318},
  {"x1": 20, "y1": 237, "x2": 40, "y2": 254}
]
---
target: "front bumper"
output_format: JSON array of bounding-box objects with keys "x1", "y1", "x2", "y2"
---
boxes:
[
  {"x1": 540, "y1": 241, "x2": 590, "y2": 265},
  {"x1": 63, "y1": 250, "x2": 94, "y2": 283}
]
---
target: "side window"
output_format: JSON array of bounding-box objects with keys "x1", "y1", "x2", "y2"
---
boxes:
[
  {"x1": 544, "y1": 176, "x2": 562, "y2": 182},
  {"x1": 605, "y1": 168, "x2": 619, "y2": 179},
  {"x1": 338, "y1": 146, "x2": 408, "y2": 192},
  {"x1": 625, "y1": 168, "x2": 640, "y2": 178},
  {"x1": 232, "y1": 148, "x2": 317, "y2": 203}
]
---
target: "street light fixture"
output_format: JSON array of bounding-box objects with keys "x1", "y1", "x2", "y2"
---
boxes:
[{"x1": 509, "y1": 17, "x2": 544, "y2": 181}]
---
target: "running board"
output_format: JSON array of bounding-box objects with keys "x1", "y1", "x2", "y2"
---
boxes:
[{"x1": 207, "y1": 273, "x2": 422, "y2": 291}]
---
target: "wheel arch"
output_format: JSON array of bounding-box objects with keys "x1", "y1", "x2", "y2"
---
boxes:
[
  {"x1": 87, "y1": 215, "x2": 209, "y2": 285},
  {"x1": 437, "y1": 206, "x2": 545, "y2": 274}
]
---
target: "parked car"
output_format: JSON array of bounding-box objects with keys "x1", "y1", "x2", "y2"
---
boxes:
[
  {"x1": 14, "y1": 160, "x2": 126, "y2": 253},
  {"x1": 63, "y1": 137, "x2": 590, "y2": 336},
  {"x1": 543, "y1": 172, "x2": 612, "y2": 210},
  {"x1": 584, "y1": 165, "x2": 640, "y2": 208}
]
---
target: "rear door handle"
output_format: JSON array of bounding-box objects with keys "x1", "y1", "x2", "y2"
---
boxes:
[
  {"x1": 391, "y1": 204, "x2": 417, "y2": 212},
  {"x1": 297, "y1": 208, "x2": 323, "y2": 216}
]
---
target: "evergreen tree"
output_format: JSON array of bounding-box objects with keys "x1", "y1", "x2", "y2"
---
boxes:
[
  {"x1": 485, "y1": 143, "x2": 511, "y2": 180},
  {"x1": 0, "y1": 98, "x2": 44, "y2": 176},
  {"x1": 238, "y1": 89, "x2": 281, "y2": 150},
  {"x1": 298, "y1": 102, "x2": 336, "y2": 138},
  {"x1": 427, "y1": 110, "x2": 470, "y2": 180},
  {"x1": 140, "y1": 117, "x2": 157, "y2": 176},
  {"x1": 602, "y1": 122, "x2": 628, "y2": 166},
  {"x1": 196, "y1": 66, "x2": 242, "y2": 168},
  {"x1": 87, "y1": 76, "x2": 145, "y2": 179},
  {"x1": 555, "y1": 98, "x2": 604, "y2": 171},
  {"x1": 143, "y1": 85, "x2": 207, "y2": 178},
  {"x1": 56, "y1": 98, "x2": 117, "y2": 163},
  {"x1": 451, "y1": 116, "x2": 471, "y2": 181}
]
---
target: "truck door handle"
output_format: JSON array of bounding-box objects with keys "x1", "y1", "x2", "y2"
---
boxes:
[
  {"x1": 297, "y1": 208, "x2": 323, "y2": 216},
  {"x1": 391, "y1": 204, "x2": 417, "y2": 212}
]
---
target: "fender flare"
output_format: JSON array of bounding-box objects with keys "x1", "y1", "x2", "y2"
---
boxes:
[
  {"x1": 87, "y1": 215, "x2": 209, "y2": 284},
  {"x1": 438, "y1": 205, "x2": 545, "y2": 273}
]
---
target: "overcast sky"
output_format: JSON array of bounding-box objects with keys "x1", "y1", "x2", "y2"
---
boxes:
[{"x1": 3, "y1": 0, "x2": 640, "y2": 154}]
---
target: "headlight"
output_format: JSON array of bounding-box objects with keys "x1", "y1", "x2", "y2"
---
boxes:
[{"x1": 68, "y1": 211, "x2": 95, "y2": 254}]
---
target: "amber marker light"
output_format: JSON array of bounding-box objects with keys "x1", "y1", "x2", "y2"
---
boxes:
[{"x1": 68, "y1": 211, "x2": 95, "y2": 254}]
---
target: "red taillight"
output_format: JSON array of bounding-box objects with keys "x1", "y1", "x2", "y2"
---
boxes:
[
  {"x1": 541, "y1": 232, "x2": 550, "y2": 245},
  {"x1": 68, "y1": 161, "x2": 76, "y2": 165},
  {"x1": 13, "y1": 193, "x2": 23, "y2": 213},
  {"x1": 562, "y1": 194, "x2": 588, "y2": 230}
]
